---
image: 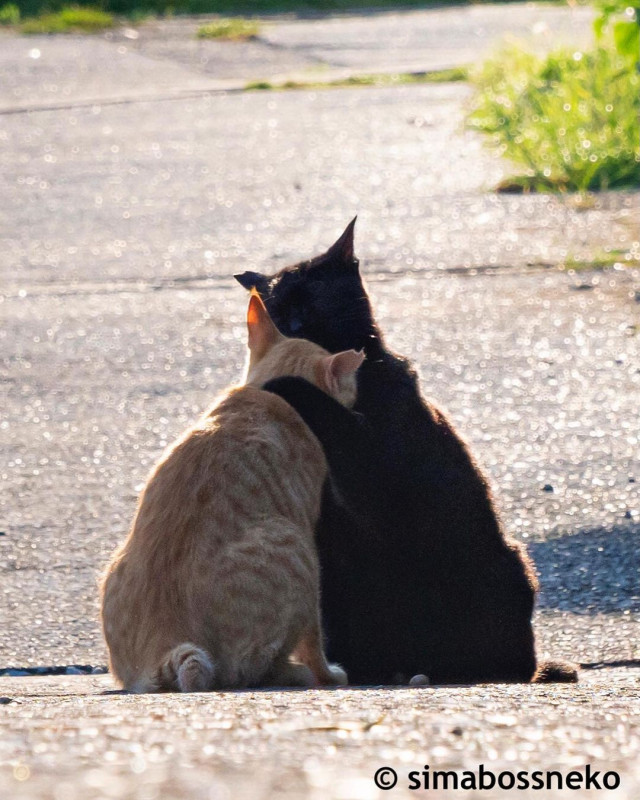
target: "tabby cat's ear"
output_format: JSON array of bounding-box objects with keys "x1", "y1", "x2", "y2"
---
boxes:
[
  {"x1": 234, "y1": 271, "x2": 269, "y2": 295},
  {"x1": 322, "y1": 349, "x2": 365, "y2": 394},
  {"x1": 324, "y1": 216, "x2": 358, "y2": 264},
  {"x1": 247, "y1": 290, "x2": 283, "y2": 359}
]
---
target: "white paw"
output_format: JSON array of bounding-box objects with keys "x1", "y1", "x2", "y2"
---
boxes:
[
  {"x1": 409, "y1": 673, "x2": 430, "y2": 687},
  {"x1": 325, "y1": 664, "x2": 348, "y2": 686}
]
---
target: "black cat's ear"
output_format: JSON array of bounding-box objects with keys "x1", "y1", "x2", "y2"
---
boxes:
[
  {"x1": 325, "y1": 216, "x2": 358, "y2": 264},
  {"x1": 234, "y1": 271, "x2": 269, "y2": 295}
]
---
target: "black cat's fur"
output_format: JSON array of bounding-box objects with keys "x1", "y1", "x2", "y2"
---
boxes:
[{"x1": 235, "y1": 219, "x2": 578, "y2": 685}]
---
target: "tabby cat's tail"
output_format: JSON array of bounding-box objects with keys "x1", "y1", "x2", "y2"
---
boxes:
[
  {"x1": 156, "y1": 643, "x2": 215, "y2": 692},
  {"x1": 533, "y1": 659, "x2": 579, "y2": 683}
]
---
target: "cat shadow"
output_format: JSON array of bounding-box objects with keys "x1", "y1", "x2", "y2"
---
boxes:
[{"x1": 529, "y1": 524, "x2": 640, "y2": 614}]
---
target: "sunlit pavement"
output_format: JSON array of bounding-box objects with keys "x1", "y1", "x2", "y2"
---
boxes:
[
  {"x1": 1, "y1": 5, "x2": 595, "y2": 111},
  {"x1": 0, "y1": 4, "x2": 638, "y2": 798},
  {"x1": 1, "y1": 670, "x2": 639, "y2": 799}
]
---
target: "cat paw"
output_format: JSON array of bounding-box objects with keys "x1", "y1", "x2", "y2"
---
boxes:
[
  {"x1": 176, "y1": 648, "x2": 215, "y2": 693},
  {"x1": 323, "y1": 664, "x2": 348, "y2": 686},
  {"x1": 266, "y1": 661, "x2": 315, "y2": 688}
]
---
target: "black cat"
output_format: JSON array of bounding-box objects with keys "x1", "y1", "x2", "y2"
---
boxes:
[{"x1": 235, "y1": 219, "x2": 577, "y2": 685}]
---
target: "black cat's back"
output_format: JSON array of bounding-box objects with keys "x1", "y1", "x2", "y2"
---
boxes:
[
  {"x1": 356, "y1": 352, "x2": 540, "y2": 683},
  {"x1": 235, "y1": 221, "x2": 578, "y2": 685}
]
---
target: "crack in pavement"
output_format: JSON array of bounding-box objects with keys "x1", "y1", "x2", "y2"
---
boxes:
[{"x1": 1, "y1": 264, "x2": 564, "y2": 300}]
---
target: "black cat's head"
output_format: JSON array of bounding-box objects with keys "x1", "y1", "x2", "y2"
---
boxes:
[{"x1": 234, "y1": 218, "x2": 378, "y2": 354}]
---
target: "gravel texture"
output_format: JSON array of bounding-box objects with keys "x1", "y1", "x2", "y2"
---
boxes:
[
  {"x1": 0, "y1": 5, "x2": 638, "y2": 797},
  {"x1": 2, "y1": 83, "x2": 637, "y2": 287},
  {"x1": 0, "y1": 669, "x2": 639, "y2": 799},
  {"x1": 0, "y1": 1, "x2": 638, "y2": 671},
  {"x1": 2, "y1": 268, "x2": 639, "y2": 668}
]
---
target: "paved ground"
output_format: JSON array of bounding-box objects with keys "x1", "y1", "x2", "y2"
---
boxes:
[
  {"x1": 1, "y1": 5, "x2": 594, "y2": 111},
  {"x1": 2, "y1": 268, "x2": 639, "y2": 669},
  {"x1": 0, "y1": 3, "x2": 639, "y2": 798},
  {"x1": 1, "y1": 668, "x2": 639, "y2": 799}
]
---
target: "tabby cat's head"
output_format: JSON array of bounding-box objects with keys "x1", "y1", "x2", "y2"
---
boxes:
[
  {"x1": 244, "y1": 292, "x2": 364, "y2": 408},
  {"x1": 235, "y1": 218, "x2": 378, "y2": 355}
]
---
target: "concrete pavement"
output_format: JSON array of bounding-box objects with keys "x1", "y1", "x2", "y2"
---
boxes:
[
  {"x1": 1, "y1": 669, "x2": 639, "y2": 799},
  {"x1": 0, "y1": 4, "x2": 638, "y2": 798},
  {"x1": 1, "y1": 5, "x2": 595, "y2": 111}
]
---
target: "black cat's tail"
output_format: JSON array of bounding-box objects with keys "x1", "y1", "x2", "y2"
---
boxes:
[{"x1": 533, "y1": 659, "x2": 579, "y2": 683}]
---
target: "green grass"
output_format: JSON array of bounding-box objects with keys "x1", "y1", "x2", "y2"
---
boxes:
[
  {"x1": 245, "y1": 66, "x2": 468, "y2": 91},
  {"x1": 185, "y1": 0, "x2": 467, "y2": 9},
  {"x1": 467, "y1": 37, "x2": 640, "y2": 193},
  {"x1": 559, "y1": 247, "x2": 640, "y2": 272},
  {"x1": 20, "y1": 5, "x2": 115, "y2": 32},
  {"x1": 197, "y1": 17, "x2": 260, "y2": 40},
  {"x1": 11, "y1": 0, "x2": 490, "y2": 19},
  {"x1": 0, "y1": 2, "x2": 20, "y2": 23}
]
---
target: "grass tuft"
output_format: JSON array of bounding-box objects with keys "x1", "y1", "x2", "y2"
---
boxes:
[
  {"x1": 20, "y1": 5, "x2": 115, "y2": 33},
  {"x1": 559, "y1": 248, "x2": 640, "y2": 272},
  {"x1": 197, "y1": 17, "x2": 260, "y2": 40},
  {"x1": 245, "y1": 66, "x2": 468, "y2": 92},
  {"x1": 245, "y1": 80, "x2": 273, "y2": 90},
  {"x1": 0, "y1": 2, "x2": 20, "y2": 23},
  {"x1": 467, "y1": 38, "x2": 640, "y2": 193}
]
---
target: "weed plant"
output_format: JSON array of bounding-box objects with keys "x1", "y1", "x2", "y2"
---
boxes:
[
  {"x1": 197, "y1": 17, "x2": 260, "y2": 39},
  {"x1": 20, "y1": 5, "x2": 114, "y2": 31},
  {"x1": 467, "y1": 5, "x2": 640, "y2": 192},
  {"x1": 0, "y1": 2, "x2": 20, "y2": 23}
]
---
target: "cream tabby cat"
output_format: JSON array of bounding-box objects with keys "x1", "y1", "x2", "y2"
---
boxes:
[{"x1": 101, "y1": 293, "x2": 363, "y2": 693}]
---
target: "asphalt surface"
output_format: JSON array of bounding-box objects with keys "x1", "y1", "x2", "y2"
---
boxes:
[
  {"x1": 1, "y1": 4, "x2": 594, "y2": 111},
  {"x1": 0, "y1": 4, "x2": 639, "y2": 798},
  {"x1": 1, "y1": 669, "x2": 639, "y2": 799},
  {"x1": 2, "y1": 268, "x2": 639, "y2": 669}
]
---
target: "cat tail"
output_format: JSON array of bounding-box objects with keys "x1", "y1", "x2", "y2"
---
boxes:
[
  {"x1": 154, "y1": 643, "x2": 216, "y2": 692},
  {"x1": 533, "y1": 659, "x2": 579, "y2": 683}
]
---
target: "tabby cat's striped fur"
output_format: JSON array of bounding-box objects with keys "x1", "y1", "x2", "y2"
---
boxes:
[{"x1": 101, "y1": 293, "x2": 363, "y2": 692}]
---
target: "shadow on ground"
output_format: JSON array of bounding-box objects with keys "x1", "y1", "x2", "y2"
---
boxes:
[{"x1": 530, "y1": 524, "x2": 640, "y2": 614}]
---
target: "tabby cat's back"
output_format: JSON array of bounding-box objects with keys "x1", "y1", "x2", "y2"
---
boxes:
[
  {"x1": 102, "y1": 386, "x2": 327, "y2": 686},
  {"x1": 101, "y1": 292, "x2": 362, "y2": 692},
  {"x1": 195, "y1": 385, "x2": 328, "y2": 529}
]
